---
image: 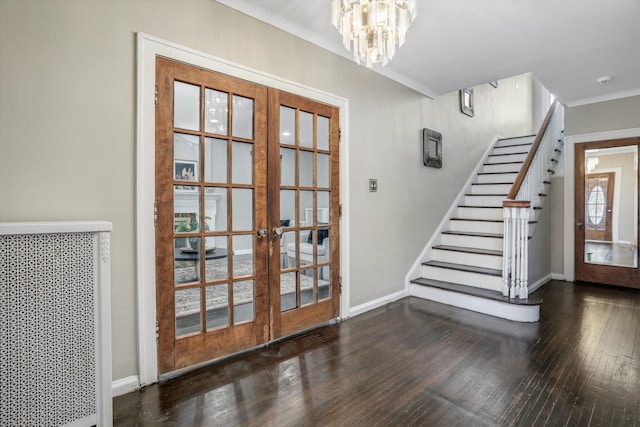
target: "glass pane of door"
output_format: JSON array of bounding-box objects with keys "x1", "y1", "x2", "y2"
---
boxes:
[{"x1": 583, "y1": 146, "x2": 638, "y2": 268}]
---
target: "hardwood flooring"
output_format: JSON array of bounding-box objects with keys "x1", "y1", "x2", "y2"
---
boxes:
[{"x1": 113, "y1": 281, "x2": 640, "y2": 426}]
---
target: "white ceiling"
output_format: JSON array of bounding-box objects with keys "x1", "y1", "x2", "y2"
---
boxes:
[{"x1": 217, "y1": 0, "x2": 640, "y2": 107}]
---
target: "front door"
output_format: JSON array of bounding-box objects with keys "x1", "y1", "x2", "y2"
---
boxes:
[
  {"x1": 155, "y1": 58, "x2": 340, "y2": 373},
  {"x1": 575, "y1": 137, "x2": 639, "y2": 289}
]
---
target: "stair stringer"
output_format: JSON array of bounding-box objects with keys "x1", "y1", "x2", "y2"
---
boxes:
[{"x1": 404, "y1": 135, "x2": 503, "y2": 291}]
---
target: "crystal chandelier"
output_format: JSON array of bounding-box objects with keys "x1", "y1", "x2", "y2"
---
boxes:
[{"x1": 331, "y1": 0, "x2": 417, "y2": 68}]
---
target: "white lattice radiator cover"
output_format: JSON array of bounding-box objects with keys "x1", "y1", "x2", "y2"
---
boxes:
[{"x1": 0, "y1": 222, "x2": 112, "y2": 427}]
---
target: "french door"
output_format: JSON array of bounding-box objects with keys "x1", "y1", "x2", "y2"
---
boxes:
[
  {"x1": 155, "y1": 58, "x2": 340, "y2": 373},
  {"x1": 575, "y1": 137, "x2": 639, "y2": 289}
]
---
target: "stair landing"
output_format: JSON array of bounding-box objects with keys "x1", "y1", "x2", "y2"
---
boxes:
[{"x1": 410, "y1": 278, "x2": 542, "y2": 322}]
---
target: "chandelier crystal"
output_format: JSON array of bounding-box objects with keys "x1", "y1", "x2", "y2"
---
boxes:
[{"x1": 331, "y1": 0, "x2": 417, "y2": 68}]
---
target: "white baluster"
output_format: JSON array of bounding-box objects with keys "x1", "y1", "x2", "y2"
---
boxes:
[{"x1": 502, "y1": 207, "x2": 511, "y2": 297}]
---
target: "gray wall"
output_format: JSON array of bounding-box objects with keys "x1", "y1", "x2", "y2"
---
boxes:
[{"x1": 0, "y1": 0, "x2": 536, "y2": 381}]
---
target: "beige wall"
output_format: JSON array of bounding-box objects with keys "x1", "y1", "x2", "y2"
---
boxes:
[
  {"x1": 0, "y1": 0, "x2": 536, "y2": 381},
  {"x1": 565, "y1": 96, "x2": 640, "y2": 137}
]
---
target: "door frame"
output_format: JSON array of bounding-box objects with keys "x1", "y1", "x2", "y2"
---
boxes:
[
  {"x1": 136, "y1": 33, "x2": 350, "y2": 386},
  {"x1": 563, "y1": 128, "x2": 640, "y2": 282},
  {"x1": 574, "y1": 138, "x2": 639, "y2": 287}
]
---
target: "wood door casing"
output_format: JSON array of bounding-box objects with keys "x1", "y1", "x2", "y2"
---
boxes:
[{"x1": 575, "y1": 137, "x2": 640, "y2": 289}]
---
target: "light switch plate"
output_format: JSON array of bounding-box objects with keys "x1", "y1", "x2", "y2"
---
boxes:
[{"x1": 369, "y1": 179, "x2": 378, "y2": 192}]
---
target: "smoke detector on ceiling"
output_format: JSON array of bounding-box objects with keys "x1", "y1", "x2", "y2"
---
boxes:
[{"x1": 597, "y1": 76, "x2": 612, "y2": 85}]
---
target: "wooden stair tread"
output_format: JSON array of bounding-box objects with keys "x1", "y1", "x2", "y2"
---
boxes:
[
  {"x1": 422, "y1": 260, "x2": 502, "y2": 277},
  {"x1": 498, "y1": 134, "x2": 536, "y2": 141},
  {"x1": 450, "y1": 217, "x2": 502, "y2": 222},
  {"x1": 410, "y1": 277, "x2": 543, "y2": 306},
  {"x1": 442, "y1": 230, "x2": 531, "y2": 240},
  {"x1": 458, "y1": 205, "x2": 502, "y2": 208},
  {"x1": 472, "y1": 182, "x2": 514, "y2": 186},
  {"x1": 484, "y1": 160, "x2": 524, "y2": 165},
  {"x1": 451, "y1": 217, "x2": 538, "y2": 225},
  {"x1": 477, "y1": 172, "x2": 519, "y2": 175},
  {"x1": 465, "y1": 193, "x2": 508, "y2": 196},
  {"x1": 488, "y1": 152, "x2": 529, "y2": 156},
  {"x1": 432, "y1": 245, "x2": 502, "y2": 257},
  {"x1": 442, "y1": 230, "x2": 503, "y2": 238}
]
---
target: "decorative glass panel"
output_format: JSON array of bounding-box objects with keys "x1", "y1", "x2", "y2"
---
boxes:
[
  {"x1": 280, "y1": 190, "x2": 296, "y2": 226},
  {"x1": 204, "y1": 138, "x2": 227, "y2": 183},
  {"x1": 301, "y1": 267, "x2": 315, "y2": 306},
  {"x1": 317, "y1": 115, "x2": 329, "y2": 150},
  {"x1": 318, "y1": 191, "x2": 330, "y2": 224},
  {"x1": 280, "y1": 106, "x2": 295, "y2": 145},
  {"x1": 174, "y1": 186, "x2": 200, "y2": 233},
  {"x1": 206, "y1": 284, "x2": 229, "y2": 330},
  {"x1": 174, "y1": 81, "x2": 200, "y2": 131},
  {"x1": 205, "y1": 88, "x2": 228, "y2": 135},
  {"x1": 232, "y1": 95, "x2": 254, "y2": 139},
  {"x1": 300, "y1": 191, "x2": 314, "y2": 226},
  {"x1": 233, "y1": 280, "x2": 254, "y2": 324},
  {"x1": 175, "y1": 288, "x2": 201, "y2": 337},
  {"x1": 319, "y1": 266, "x2": 331, "y2": 300},
  {"x1": 280, "y1": 272, "x2": 297, "y2": 312},
  {"x1": 174, "y1": 133, "x2": 200, "y2": 181},
  {"x1": 299, "y1": 111, "x2": 313, "y2": 148},
  {"x1": 300, "y1": 151, "x2": 313, "y2": 187},
  {"x1": 205, "y1": 236, "x2": 229, "y2": 282},
  {"x1": 317, "y1": 153, "x2": 330, "y2": 188},
  {"x1": 232, "y1": 235, "x2": 253, "y2": 278},
  {"x1": 232, "y1": 141, "x2": 253, "y2": 185},
  {"x1": 280, "y1": 148, "x2": 296, "y2": 186},
  {"x1": 174, "y1": 237, "x2": 200, "y2": 285},
  {"x1": 232, "y1": 189, "x2": 253, "y2": 231},
  {"x1": 204, "y1": 187, "x2": 226, "y2": 232}
]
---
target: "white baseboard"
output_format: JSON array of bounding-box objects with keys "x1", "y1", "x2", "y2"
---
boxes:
[
  {"x1": 529, "y1": 274, "x2": 552, "y2": 293},
  {"x1": 348, "y1": 289, "x2": 408, "y2": 318},
  {"x1": 550, "y1": 273, "x2": 565, "y2": 281},
  {"x1": 112, "y1": 375, "x2": 140, "y2": 397}
]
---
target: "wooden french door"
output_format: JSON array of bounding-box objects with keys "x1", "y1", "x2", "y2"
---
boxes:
[
  {"x1": 575, "y1": 137, "x2": 639, "y2": 289},
  {"x1": 155, "y1": 58, "x2": 340, "y2": 373}
]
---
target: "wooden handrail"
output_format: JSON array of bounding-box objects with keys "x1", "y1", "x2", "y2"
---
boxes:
[{"x1": 507, "y1": 99, "x2": 560, "y2": 200}]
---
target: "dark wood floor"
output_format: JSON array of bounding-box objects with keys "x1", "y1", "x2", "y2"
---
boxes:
[{"x1": 113, "y1": 281, "x2": 640, "y2": 426}]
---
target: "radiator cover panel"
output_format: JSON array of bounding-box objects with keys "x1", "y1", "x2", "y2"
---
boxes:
[{"x1": 0, "y1": 232, "x2": 98, "y2": 426}]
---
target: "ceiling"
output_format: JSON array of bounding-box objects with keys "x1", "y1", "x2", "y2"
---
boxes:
[{"x1": 217, "y1": 0, "x2": 640, "y2": 107}]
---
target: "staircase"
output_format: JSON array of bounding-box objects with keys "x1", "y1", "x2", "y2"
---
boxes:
[{"x1": 409, "y1": 135, "x2": 545, "y2": 322}]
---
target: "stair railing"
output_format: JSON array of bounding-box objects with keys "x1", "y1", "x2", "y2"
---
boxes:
[{"x1": 502, "y1": 100, "x2": 564, "y2": 299}]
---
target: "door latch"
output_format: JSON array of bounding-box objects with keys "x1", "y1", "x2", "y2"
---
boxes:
[{"x1": 272, "y1": 227, "x2": 283, "y2": 241}]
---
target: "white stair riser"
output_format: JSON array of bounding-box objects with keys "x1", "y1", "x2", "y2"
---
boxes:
[
  {"x1": 420, "y1": 265, "x2": 502, "y2": 291},
  {"x1": 487, "y1": 153, "x2": 528, "y2": 163},
  {"x1": 495, "y1": 137, "x2": 535, "y2": 148},
  {"x1": 441, "y1": 234, "x2": 503, "y2": 251},
  {"x1": 482, "y1": 163, "x2": 522, "y2": 173},
  {"x1": 492, "y1": 145, "x2": 532, "y2": 155},
  {"x1": 470, "y1": 183, "x2": 513, "y2": 195},
  {"x1": 457, "y1": 207, "x2": 503, "y2": 220},
  {"x1": 450, "y1": 220, "x2": 503, "y2": 234},
  {"x1": 464, "y1": 194, "x2": 506, "y2": 206},
  {"x1": 476, "y1": 173, "x2": 518, "y2": 183},
  {"x1": 432, "y1": 250, "x2": 503, "y2": 269}
]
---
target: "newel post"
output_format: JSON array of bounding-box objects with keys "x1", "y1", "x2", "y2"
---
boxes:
[{"x1": 502, "y1": 200, "x2": 531, "y2": 299}]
